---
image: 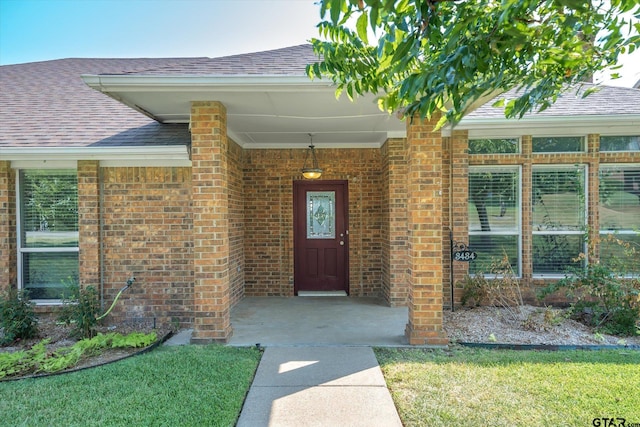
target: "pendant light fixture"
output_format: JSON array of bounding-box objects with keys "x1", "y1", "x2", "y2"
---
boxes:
[{"x1": 301, "y1": 134, "x2": 323, "y2": 179}]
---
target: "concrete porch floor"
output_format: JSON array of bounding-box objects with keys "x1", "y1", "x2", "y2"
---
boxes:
[{"x1": 228, "y1": 297, "x2": 409, "y2": 347}]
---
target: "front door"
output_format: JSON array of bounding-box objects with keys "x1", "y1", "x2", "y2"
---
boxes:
[{"x1": 294, "y1": 180, "x2": 349, "y2": 294}]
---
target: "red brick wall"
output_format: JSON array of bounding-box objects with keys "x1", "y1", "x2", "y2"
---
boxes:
[
  {"x1": 381, "y1": 139, "x2": 409, "y2": 306},
  {"x1": 243, "y1": 148, "x2": 383, "y2": 297},
  {"x1": 101, "y1": 167, "x2": 193, "y2": 327},
  {"x1": 228, "y1": 139, "x2": 245, "y2": 306},
  {"x1": 78, "y1": 161, "x2": 100, "y2": 290},
  {"x1": 0, "y1": 161, "x2": 16, "y2": 292}
]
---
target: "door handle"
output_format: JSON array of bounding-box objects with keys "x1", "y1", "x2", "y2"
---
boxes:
[{"x1": 339, "y1": 241, "x2": 344, "y2": 246}]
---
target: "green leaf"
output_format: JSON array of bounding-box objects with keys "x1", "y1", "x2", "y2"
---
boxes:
[
  {"x1": 390, "y1": 37, "x2": 414, "y2": 66},
  {"x1": 330, "y1": 0, "x2": 343, "y2": 24},
  {"x1": 356, "y1": 11, "x2": 369, "y2": 44}
]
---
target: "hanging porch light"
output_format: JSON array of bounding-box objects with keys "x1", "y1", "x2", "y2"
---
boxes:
[{"x1": 301, "y1": 134, "x2": 323, "y2": 179}]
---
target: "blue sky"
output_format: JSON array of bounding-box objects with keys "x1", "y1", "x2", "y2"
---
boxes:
[
  {"x1": 0, "y1": 0, "x2": 321, "y2": 63},
  {"x1": 1, "y1": 0, "x2": 638, "y2": 87}
]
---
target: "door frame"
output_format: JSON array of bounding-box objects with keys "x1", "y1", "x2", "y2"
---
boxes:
[{"x1": 293, "y1": 180, "x2": 349, "y2": 295}]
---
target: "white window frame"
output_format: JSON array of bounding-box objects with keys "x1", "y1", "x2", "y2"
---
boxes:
[
  {"x1": 599, "y1": 135, "x2": 640, "y2": 153},
  {"x1": 598, "y1": 163, "x2": 640, "y2": 277},
  {"x1": 531, "y1": 135, "x2": 587, "y2": 153},
  {"x1": 468, "y1": 137, "x2": 521, "y2": 155},
  {"x1": 531, "y1": 164, "x2": 588, "y2": 278},
  {"x1": 468, "y1": 165, "x2": 522, "y2": 278},
  {"x1": 16, "y1": 166, "x2": 79, "y2": 305}
]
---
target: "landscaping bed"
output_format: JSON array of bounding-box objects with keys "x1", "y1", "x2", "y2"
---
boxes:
[
  {"x1": 1, "y1": 314, "x2": 173, "y2": 380},
  {"x1": 444, "y1": 305, "x2": 640, "y2": 346}
]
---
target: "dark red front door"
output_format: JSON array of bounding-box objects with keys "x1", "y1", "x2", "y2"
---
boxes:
[{"x1": 294, "y1": 180, "x2": 349, "y2": 294}]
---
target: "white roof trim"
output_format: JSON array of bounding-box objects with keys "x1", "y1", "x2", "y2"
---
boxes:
[
  {"x1": 2, "y1": 146, "x2": 190, "y2": 165},
  {"x1": 451, "y1": 114, "x2": 640, "y2": 138},
  {"x1": 456, "y1": 114, "x2": 640, "y2": 129},
  {"x1": 81, "y1": 75, "x2": 335, "y2": 92}
]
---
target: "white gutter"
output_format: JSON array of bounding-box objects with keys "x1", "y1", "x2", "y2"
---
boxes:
[
  {"x1": 1, "y1": 146, "x2": 191, "y2": 166},
  {"x1": 455, "y1": 114, "x2": 640, "y2": 130},
  {"x1": 81, "y1": 74, "x2": 335, "y2": 92},
  {"x1": 446, "y1": 114, "x2": 640, "y2": 138}
]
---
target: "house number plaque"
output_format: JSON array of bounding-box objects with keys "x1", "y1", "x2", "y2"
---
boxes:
[{"x1": 452, "y1": 241, "x2": 477, "y2": 262}]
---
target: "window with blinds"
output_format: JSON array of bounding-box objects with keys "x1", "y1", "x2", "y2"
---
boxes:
[
  {"x1": 600, "y1": 135, "x2": 640, "y2": 152},
  {"x1": 18, "y1": 170, "x2": 78, "y2": 300},
  {"x1": 532, "y1": 136, "x2": 585, "y2": 153},
  {"x1": 532, "y1": 165, "x2": 586, "y2": 275},
  {"x1": 599, "y1": 164, "x2": 640, "y2": 275},
  {"x1": 468, "y1": 166, "x2": 520, "y2": 276}
]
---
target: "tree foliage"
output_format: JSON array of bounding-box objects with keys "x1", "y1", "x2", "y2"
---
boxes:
[{"x1": 308, "y1": 0, "x2": 640, "y2": 127}]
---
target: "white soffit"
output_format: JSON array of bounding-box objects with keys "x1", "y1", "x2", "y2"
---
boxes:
[{"x1": 82, "y1": 75, "x2": 407, "y2": 148}]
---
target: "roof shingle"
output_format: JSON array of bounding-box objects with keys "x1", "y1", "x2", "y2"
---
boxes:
[
  {"x1": 0, "y1": 58, "x2": 198, "y2": 148},
  {"x1": 465, "y1": 83, "x2": 640, "y2": 120}
]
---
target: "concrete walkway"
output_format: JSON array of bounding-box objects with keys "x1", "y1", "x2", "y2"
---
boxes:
[
  {"x1": 236, "y1": 346, "x2": 402, "y2": 427},
  {"x1": 165, "y1": 298, "x2": 409, "y2": 426}
]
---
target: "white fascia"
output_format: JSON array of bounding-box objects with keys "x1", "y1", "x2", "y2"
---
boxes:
[
  {"x1": 81, "y1": 74, "x2": 335, "y2": 93},
  {"x1": 2, "y1": 146, "x2": 191, "y2": 168},
  {"x1": 452, "y1": 114, "x2": 640, "y2": 138}
]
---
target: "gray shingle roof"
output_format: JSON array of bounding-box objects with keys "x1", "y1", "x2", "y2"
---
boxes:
[
  {"x1": 112, "y1": 44, "x2": 319, "y2": 76},
  {"x1": 0, "y1": 58, "x2": 198, "y2": 148},
  {"x1": 0, "y1": 46, "x2": 321, "y2": 149},
  {"x1": 465, "y1": 83, "x2": 640, "y2": 120},
  {"x1": 1, "y1": 45, "x2": 639, "y2": 150}
]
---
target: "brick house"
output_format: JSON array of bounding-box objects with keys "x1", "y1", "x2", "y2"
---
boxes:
[{"x1": 1, "y1": 45, "x2": 639, "y2": 345}]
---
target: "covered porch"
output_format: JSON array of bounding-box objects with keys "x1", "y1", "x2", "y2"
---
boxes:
[
  {"x1": 81, "y1": 62, "x2": 460, "y2": 346},
  {"x1": 228, "y1": 296, "x2": 409, "y2": 347}
]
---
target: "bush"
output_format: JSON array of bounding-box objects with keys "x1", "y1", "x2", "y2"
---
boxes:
[
  {"x1": 58, "y1": 285, "x2": 101, "y2": 339},
  {"x1": 460, "y1": 253, "x2": 524, "y2": 323},
  {"x1": 0, "y1": 289, "x2": 39, "y2": 345},
  {"x1": 539, "y1": 263, "x2": 640, "y2": 336}
]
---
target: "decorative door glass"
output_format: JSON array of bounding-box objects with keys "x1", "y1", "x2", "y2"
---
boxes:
[{"x1": 307, "y1": 191, "x2": 335, "y2": 239}]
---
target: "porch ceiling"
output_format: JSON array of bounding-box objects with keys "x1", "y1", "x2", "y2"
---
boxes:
[{"x1": 81, "y1": 75, "x2": 407, "y2": 149}]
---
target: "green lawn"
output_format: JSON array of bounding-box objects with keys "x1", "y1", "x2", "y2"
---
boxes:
[
  {"x1": 0, "y1": 345, "x2": 261, "y2": 427},
  {"x1": 4, "y1": 344, "x2": 639, "y2": 426},
  {"x1": 375, "y1": 346, "x2": 640, "y2": 427}
]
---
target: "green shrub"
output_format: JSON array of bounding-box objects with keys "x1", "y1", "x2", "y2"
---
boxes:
[
  {"x1": 0, "y1": 289, "x2": 39, "y2": 345},
  {"x1": 459, "y1": 253, "x2": 524, "y2": 322},
  {"x1": 539, "y1": 263, "x2": 640, "y2": 336},
  {"x1": 58, "y1": 285, "x2": 100, "y2": 339},
  {"x1": 0, "y1": 332, "x2": 158, "y2": 378}
]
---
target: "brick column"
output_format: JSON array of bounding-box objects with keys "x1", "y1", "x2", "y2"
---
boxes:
[
  {"x1": 0, "y1": 161, "x2": 16, "y2": 292},
  {"x1": 450, "y1": 130, "x2": 469, "y2": 308},
  {"x1": 405, "y1": 114, "x2": 448, "y2": 345},
  {"x1": 520, "y1": 136, "x2": 533, "y2": 282},
  {"x1": 190, "y1": 101, "x2": 232, "y2": 343},
  {"x1": 587, "y1": 134, "x2": 600, "y2": 258},
  {"x1": 78, "y1": 161, "x2": 100, "y2": 289},
  {"x1": 386, "y1": 138, "x2": 409, "y2": 306}
]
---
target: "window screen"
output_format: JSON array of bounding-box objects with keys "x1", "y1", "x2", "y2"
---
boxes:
[
  {"x1": 19, "y1": 170, "x2": 78, "y2": 299},
  {"x1": 599, "y1": 165, "x2": 640, "y2": 275},
  {"x1": 532, "y1": 136, "x2": 584, "y2": 153},
  {"x1": 600, "y1": 135, "x2": 640, "y2": 152},
  {"x1": 532, "y1": 165, "x2": 586, "y2": 275},
  {"x1": 468, "y1": 138, "x2": 519, "y2": 154},
  {"x1": 468, "y1": 167, "x2": 520, "y2": 275}
]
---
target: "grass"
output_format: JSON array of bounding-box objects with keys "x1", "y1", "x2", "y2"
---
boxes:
[
  {"x1": 375, "y1": 346, "x2": 640, "y2": 427},
  {"x1": 0, "y1": 345, "x2": 261, "y2": 427}
]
